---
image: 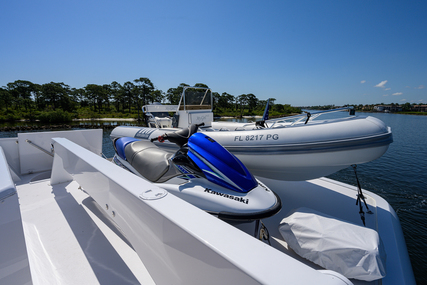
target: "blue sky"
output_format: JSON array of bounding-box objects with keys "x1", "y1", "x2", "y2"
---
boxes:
[{"x1": 1, "y1": 0, "x2": 426, "y2": 106}]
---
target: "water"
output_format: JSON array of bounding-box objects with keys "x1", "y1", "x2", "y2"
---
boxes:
[
  {"x1": 231, "y1": 111, "x2": 427, "y2": 284},
  {"x1": 327, "y1": 113, "x2": 427, "y2": 284},
  {"x1": 1, "y1": 113, "x2": 425, "y2": 283}
]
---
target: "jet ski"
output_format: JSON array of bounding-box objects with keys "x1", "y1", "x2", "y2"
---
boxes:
[{"x1": 112, "y1": 124, "x2": 282, "y2": 231}]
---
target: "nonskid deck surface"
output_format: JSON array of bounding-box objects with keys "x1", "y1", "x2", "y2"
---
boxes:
[
  {"x1": 16, "y1": 172, "x2": 155, "y2": 285},
  {"x1": 16, "y1": 170, "x2": 380, "y2": 285}
]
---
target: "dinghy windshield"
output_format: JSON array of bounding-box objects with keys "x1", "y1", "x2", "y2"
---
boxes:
[
  {"x1": 179, "y1": 87, "x2": 212, "y2": 110},
  {"x1": 143, "y1": 86, "x2": 214, "y2": 128}
]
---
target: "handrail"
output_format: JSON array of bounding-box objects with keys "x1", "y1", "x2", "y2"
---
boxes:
[
  {"x1": 142, "y1": 104, "x2": 178, "y2": 113},
  {"x1": 26, "y1": 139, "x2": 54, "y2": 157},
  {"x1": 267, "y1": 107, "x2": 355, "y2": 128}
]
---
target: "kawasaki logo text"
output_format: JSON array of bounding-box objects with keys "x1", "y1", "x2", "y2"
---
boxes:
[{"x1": 204, "y1": 188, "x2": 249, "y2": 204}]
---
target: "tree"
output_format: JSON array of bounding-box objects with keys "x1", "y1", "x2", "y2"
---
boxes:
[
  {"x1": 211, "y1": 92, "x2": 220, "y2": 111},
  {"x1": 6, "y1": 80, "x2": 37, "y2": 111},
  {"x1": 102, "y1": 84, "x2": 112, "y2": 110},
  {"x1": 237, "y1": 94, "x2": 249, "y2": 117},
  {"x1": 40, "y1": 82, "x2": 71, "y2": 111},
  {"x1": 402, "y1": 102, "x2": 411, "y2": 111},
  {"x1": 246, "y1": 93, "x2": 258, "y2": 112},
  {"x1": 70, "y1": 88, "x2": 86, "y2": 107},
  {"x1": 272, "y1": 104, "x2": 284, "y2": 113},
  {"x1": 123, "y1": 81, "x2": 135, "y2": 113},
  {"x1": 134, "y1": 78, "x2": 154, "y2": 120},
  {"x1": 32, "y1": 84, "x2": 44, "y2": 110},
  {"x1": 167, "y1": 83, "x2": 189, "y2": 105},
  {"x1": 148, "y1": 89, "x2": 165, "y2": 104},
  {"x1": 194, "y1": 83, "x2": 209, "y2": 88},
  {"x1": 134, "y1": 77, "x2": 154, "y2": 106},
  {"x1": 110, "y1": 81, "x2": 124, "y2": 112},
  {"x1": 217, "y1": 92, "x2": 234, "y2": 111},
  {"x1": 0, "y1": 87, "x2": 13, "y2": 111},
  {"x1": 1, "y1": 77, "x2": 305, "y2": 122},
  {"x1": 84, "y1": 84, "x2": 105, "y2": 112},
  {"x1": 257, "y1": 99, "x2": 267, "y2": 110},
  {"x1": 225, "y1": 93, "x2": 235, "y2": 110}
]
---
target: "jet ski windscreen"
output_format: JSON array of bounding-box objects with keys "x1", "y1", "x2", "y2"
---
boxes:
[{"x1": 188, "y1": 133, "x2": 257, "y2": 193}]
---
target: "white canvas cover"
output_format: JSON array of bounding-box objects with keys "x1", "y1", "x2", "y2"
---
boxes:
[{"x1": 279, "y1": 207, "x2": 386, "y2": 281}]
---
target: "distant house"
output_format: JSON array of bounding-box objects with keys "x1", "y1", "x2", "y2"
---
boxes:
[
  {"x1": 411, "y1": 105, "x2": 427, "y2": 112},
  {"x1": 374, "y1": 105, "x2": 402, "y2": 112}
]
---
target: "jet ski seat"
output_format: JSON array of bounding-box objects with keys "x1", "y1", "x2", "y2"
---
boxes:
[{"x1": 122, "y1": 139, "x2": 173, "y2": 182}]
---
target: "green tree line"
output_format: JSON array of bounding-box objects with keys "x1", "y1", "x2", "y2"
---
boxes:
[{"x1": 0, "y1": 79, "x2": 300, "y2": 123}]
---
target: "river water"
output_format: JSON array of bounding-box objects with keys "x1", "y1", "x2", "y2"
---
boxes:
[
  {"x1": 1, "y1": 112, "x2": 425, "y2": 283},
  {"x1": 328, "y1": 112, "x2": 427, "y2": 284}
]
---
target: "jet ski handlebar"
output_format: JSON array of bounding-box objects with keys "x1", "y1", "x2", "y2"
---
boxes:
[{"x1": 151, "y1": 123, "x2": 205, "y2": 147}]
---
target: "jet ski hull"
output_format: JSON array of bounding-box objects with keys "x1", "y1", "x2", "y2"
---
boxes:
[{"x1": 113, "y1": 154, "x2": 281, "y2": 221}]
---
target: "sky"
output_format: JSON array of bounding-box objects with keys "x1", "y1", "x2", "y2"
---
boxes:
[{"x1": 1, "y1": 0, "x2": 426, "y2": 106}]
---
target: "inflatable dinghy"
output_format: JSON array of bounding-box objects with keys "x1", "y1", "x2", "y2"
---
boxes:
[{"x1": 111, "y1": 87, "x2": 392, "y2": 180}]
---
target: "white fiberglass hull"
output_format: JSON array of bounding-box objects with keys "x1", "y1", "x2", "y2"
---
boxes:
[
  {"x1": 112, "y1": 154, "x2": 281, "y2": 221},
  {"x1": 110, "y1": 116, "x2": 392, "y2": 181}
]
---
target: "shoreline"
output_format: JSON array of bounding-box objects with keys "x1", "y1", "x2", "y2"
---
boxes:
[
  {"x1": 73, "y1": 118, "x2": 138, "y2": 121},
  {"x1": 3, "y1": 111, "x2": 426, "y2": 126}
]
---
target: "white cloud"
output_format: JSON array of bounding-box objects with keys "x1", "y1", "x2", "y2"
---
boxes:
[
  {"x1": 417, "y1": 85, "x2": 425, "y2": 89},
  {"x1": 385, "y1": 88, "x2": 391, "y2": 90},
  {"x1": 375, "y1": 80, "x2": 388, "y2": 88},
  {"x1": 392, "y1": 92, "x2": 403, "y2": 96},
  {"x1": 401, "y1": 99, "x2": 406, "y2": 101},
  {"x1": 360, "y1": 80, "x2": 366, "y2": 84}
]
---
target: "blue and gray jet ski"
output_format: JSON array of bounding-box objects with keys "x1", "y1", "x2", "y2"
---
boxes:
[{"x1": 112, "y1": 124, "x2": 281, "y2": 224}]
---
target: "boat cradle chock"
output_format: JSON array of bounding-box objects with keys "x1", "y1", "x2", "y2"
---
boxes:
[{"x1": 255, "y1": 220, "x2": 271, "y2": 245}]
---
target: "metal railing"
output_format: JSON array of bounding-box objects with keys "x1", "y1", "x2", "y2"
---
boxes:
[
  {"x1": 26, "y1": 139, "x2": 54, "y2": 157},
  {"x1": 266, "y1": 107, "x2": 355, "y2": 128}
]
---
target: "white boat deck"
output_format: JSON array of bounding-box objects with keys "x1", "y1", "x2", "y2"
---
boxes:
[
  {"x1": 16, "y1": 171, "x2": 386, "y2": 285},
  {"x1": 16, "y1": 173, "x2": 155, "y2": 285}
]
